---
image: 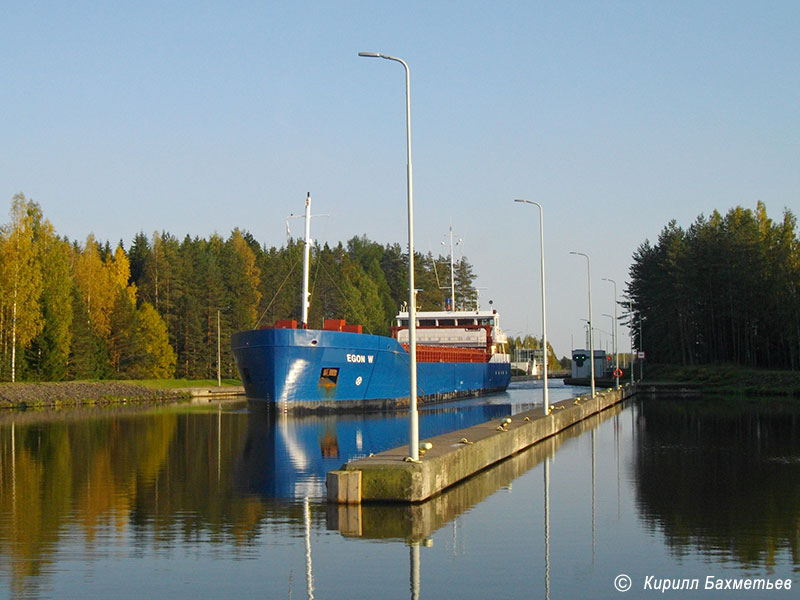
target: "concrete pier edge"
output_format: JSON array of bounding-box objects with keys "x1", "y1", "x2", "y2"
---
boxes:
[{"x1": 327, "y1": 385, "x2": 633, "y2": 504}]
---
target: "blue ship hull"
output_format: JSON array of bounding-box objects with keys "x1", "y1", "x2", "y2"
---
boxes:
[{"x1": 231, "y1": 328, "x2": 511, "y2": 410}]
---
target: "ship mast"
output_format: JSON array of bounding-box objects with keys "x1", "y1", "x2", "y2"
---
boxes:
[
  {"x1": 301, "y1": 193, "x2": 312, "y2": 328},
  {"x1": 445, "y1": 224, "x2": 461, "y2": 311}
]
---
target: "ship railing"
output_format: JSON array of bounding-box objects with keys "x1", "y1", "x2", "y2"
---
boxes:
[{"x1": 401, "y1": 344, "x2": 489, "y2": 363}]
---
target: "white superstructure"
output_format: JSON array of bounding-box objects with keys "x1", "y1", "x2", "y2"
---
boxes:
[{"x1": 393, "y1": 309, "x2": 508, "y2": 354}]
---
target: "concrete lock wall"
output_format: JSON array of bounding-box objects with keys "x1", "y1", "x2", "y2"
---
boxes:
[{"x1": 327, "y1": 386, "x2": 631, "y2": 504}]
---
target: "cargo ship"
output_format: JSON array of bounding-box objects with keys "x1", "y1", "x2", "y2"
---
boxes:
[{"x1": 230, "y1": 194, "x2": 511, "y2": 410}]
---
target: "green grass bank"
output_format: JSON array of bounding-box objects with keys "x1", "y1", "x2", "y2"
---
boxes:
[
  {"x1": 0, "y1": 379, "x2": 242, "y2": 409},
  {"x1": 642, "y1": 364, "x2": 800, "y2": 397}
]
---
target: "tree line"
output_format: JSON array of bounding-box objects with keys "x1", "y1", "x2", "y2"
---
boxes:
[
  {"x1": 0, "y1": 194, "x2": 479, "y2": 382},
  {"x1": 505, "y1": 335, "x2": 562, "y2": 371},
  {"x1": 628, "y1": 202, "x2": 800, "y2": 369}
]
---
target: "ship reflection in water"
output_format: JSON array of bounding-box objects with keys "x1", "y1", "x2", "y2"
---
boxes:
[{"x1": 233, "y1": 397, "x2": 516, "y2": 500}]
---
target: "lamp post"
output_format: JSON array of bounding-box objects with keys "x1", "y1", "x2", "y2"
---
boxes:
[
  {"x1": 602, "y1": 313, "x2": 616, "y2": 385},
  {"x1": 514, "y1": 199, "x2": 549, "y2": 414},
  {"x1": 628, "y1": 300, "x2": 635, "y2": 384},
  {"x1": 301, "y1": 193, "x2": 312, "y2": 328},
  {"x1": 571, "y1": 252, "x2": 595, "y2": 397},
  {"x1": 639, "y1": 315, "x2": 644, "y2": 381},
  {"x1": 216, "y1": 306, "x2": 230, "y2": 387},
  {"x1": 217, "y1": 309, "x2": 222, "y2": 387},
  {"x1": 602, "y1": 277, "x2": 619, "y2": 389},
  {"x1": 359, "y1": 51, "x2": 419, "y2": 461},
  {"x1": 442, "y1": 224, "x2": 461, "y2": 311},
  {"x1": 579, "y1": 319, "x2": 590, "y2": 350}
]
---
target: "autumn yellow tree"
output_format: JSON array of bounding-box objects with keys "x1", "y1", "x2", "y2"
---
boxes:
[
  {"x1": 130, "y1": 302, "x2": 177, "y2": 378},
  {"x1": 73, "y1": 237, "x2": 137, "y2": 339},
  {"x1": 0, "y1": 194, "x2": 44, "y2": 381},
  {"x1": 72, "y1": 235, "x2": 117, "y2": 340}
]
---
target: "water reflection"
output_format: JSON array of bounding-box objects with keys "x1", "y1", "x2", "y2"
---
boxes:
[
  {"x1": 234, "y1": 401, "x2": 513, "y2": 500},
  {"x1": 1, "y1": 387, "x2": 799, "y2": 599},
  {"x1": 304, "y1": 496, "x2": 314, "y2": 600},
  {"x1": 634, "y1": 398, "x2": 800, "y2": 566},
  {"x1": 0, "y1": 387, "x2": 549, "y2": 598},
  {"x1": 410, "y1": 542, "x2": 420, "y2": 600},
  {"x1": 325, "y1": 406, "x2": 618, "y2": 542},
  {"x1": 325, "y1": 405, "x2": 620, "y2": 600},
  {"x1": 544, "y1": 454, "x2": 550, "y2": 600},
  {"x1": 591, "y1": 427, "x2": 596, "y2": 564},
  {"x1": 0, "y1": 409, "x2": 183, "y2": 598}
]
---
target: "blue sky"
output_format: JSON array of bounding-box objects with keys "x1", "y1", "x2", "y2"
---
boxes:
[{"x1": 3, "y1": 1, "x2": 798, "y2": 358}]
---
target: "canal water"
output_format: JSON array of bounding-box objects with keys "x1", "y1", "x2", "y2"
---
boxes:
[{"x1": 1, "y1": 381, "x2": 798, "y2": 599}]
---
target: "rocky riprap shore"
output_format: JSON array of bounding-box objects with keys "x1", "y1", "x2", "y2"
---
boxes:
[{"x1": 0, "y1": 381, "x2": 188, "y2": 408}]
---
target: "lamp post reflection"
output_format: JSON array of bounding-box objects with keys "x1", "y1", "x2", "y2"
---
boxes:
[
  {"x1": 592, "y1": 427, "x2": 597, "y2": 565},
  {"x1": 615, "y1": 412, "x2": 621, "y2": 518},
  {"x1": 544, "y1": 455, "x2": 551, "y2": 600},
  {"x1": 410, "y1": 542, "x2": 421, "y2": 600},
  {"x1": 304, "y1": 496, "x2": 315, "y2": 600}
]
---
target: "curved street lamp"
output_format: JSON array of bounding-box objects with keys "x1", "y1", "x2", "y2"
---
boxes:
[
  {"x1": 627, "y1": 298, "x2": 635, "y2": 384},
  {"x1": 359, "y1": 51, "x2": 419, "y2": 461},
  {"x1": 514, "y1": 199, "x2": 549, "y2": 414},
  {"x1": 602, "y1": 277, "x2": 619, "y2": 389},
  {"x1": 602, "y1": 312, "x2": 616, "y2": 385},
  {"x1": 570, "y1": 251, "x2": 595, "y2": 398}
]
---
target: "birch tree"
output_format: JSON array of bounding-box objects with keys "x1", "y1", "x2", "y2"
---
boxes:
[
  {"x1": 0, "y1": 194, "x2": 43, "y2": 381},
  {"x1": 73, "y1": 235, "x2": 116, "y2": 339}
]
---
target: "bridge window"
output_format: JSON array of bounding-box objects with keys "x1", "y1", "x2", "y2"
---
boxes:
[{"x1": 319, "y1": 367, "x2": 339, "y2": 387}]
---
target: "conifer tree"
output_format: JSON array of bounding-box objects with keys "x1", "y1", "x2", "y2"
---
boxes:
[
  {"x1": 629, "y1": 203, "x2": 799, "y2": 368},
  {"x1": 336, "y1": 250, "x2": 385, "y2": 334},
  {"x1": 455, "y1": 257, "x2": 476, "y2": 310},
  {"x1": 224, "y1": 229, "x2": 262, "y2": 331},
  {"x1": 128, "y1": 231, "x2": 150, "y2": 287},
  {"x1": 108, "y1": 287, "x2": 137, "y2": 375},
  {"x1": 27, "y1": 203, "x2": 73, "y2": 380},
  {"x1": 215, "y1": 229, "x2": 261, "y2": 377},
  {"x1": 67, "y1": 285, "x2": 111, "y2": 379}
]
